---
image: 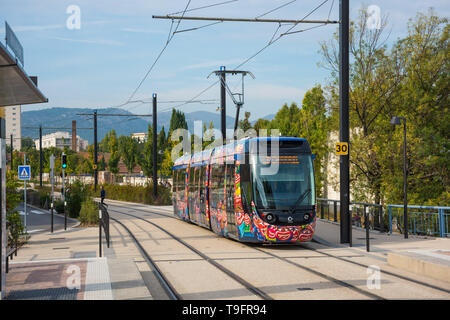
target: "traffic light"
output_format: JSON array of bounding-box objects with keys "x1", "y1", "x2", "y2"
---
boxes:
[{"x1": 62, "y1": 154, "x2": 67, "y2": 169}]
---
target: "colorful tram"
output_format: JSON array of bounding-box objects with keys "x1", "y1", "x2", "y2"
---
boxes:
[{"x1": 172, "y1": 137, "x2": 317, "y2": 243}]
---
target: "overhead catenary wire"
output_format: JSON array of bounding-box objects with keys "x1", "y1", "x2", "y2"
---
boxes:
[
  {"x1": 168, "y1": 0, "x2": 239, "y2": 16},
  {"x1": 157, "y1": 0, "x2": 333, "y2": 113},
  {"x1": 255, "y1": 0, "x2": 298, "y2": 19},
  {"x1": 125, "y1": 0, "x2": 192, "y2": 105}
]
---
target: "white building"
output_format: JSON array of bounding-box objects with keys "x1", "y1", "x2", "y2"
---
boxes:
[
  {"x1": 34, "y1": 131, "x2": 88, "y2": 152},
  {"x1": 131, "y1": 132, "x2": 148, "y2": 143},
  {"x1": 1, "y1": 105, "x2": 21, "y2": 150}
]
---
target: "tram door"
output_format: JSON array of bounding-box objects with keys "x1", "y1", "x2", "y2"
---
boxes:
[
  {"x1": 225, "y1": 163, "x2": 237, "y2": 237},
  {"x1": 199, "y1": 165, "x2": 207, "y2": 227}
]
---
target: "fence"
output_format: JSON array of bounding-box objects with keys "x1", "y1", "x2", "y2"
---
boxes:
[
  {"x1": 388, "y1": 205, "x2": 450, "y2": 237},
  {"x1": 97, "y1": 202, "x2": 110, "y2": 257},
  {"x1": 317, "y1": 198, "x2": 384, "y2": 232},
  {"x1": 5, "y1": 220, "x2": 19, "y2": 273}
]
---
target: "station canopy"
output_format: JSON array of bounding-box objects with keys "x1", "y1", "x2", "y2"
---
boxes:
[{"x1": 0, "y1": 42, "x2": 47, "y2": 106}]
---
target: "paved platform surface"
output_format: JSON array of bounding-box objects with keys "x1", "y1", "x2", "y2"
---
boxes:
[
  {"x1": 314, "y1": 219, "x2": 450, "y2": 282},
  {"x1": 4, "y1": 214, "x2": 152, "y2": 300},
  {"x1": 5, "y1": 200, "x2": 449, "y2": 300}
]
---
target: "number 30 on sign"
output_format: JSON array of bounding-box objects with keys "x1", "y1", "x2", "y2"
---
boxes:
[{"x1": 336, "y1": 142, "x2": 349, "y2": 155}]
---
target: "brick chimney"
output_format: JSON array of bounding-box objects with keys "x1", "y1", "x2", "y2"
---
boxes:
[{"x1": 72, "y1": 120, "x2": 77, "y2": 151}]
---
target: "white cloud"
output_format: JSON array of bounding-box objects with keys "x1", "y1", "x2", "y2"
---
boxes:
[
  {"x1": 120, "y1": 28, "x2": 166, "y2": 34},
  {"x1": 181, "y1": 58, "x2": 244, "y2": 70},
  {"x1": 246, "y1": 83, "x2": 304, "y2": 101},
  {"x1": 48, "y1": 36, "x2": 124, "y2": 46}
]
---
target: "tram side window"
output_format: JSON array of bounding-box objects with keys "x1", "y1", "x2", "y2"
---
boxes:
[
  {"x1": 211, "y1": 163, "x2": 224, "y2": 208},
  {"x1": 217, "y1": 161, "x2": 226, "y2": 204},
  {"x1": 226, "y1": 164, "x2": 235, "y2": 205},
  {"x1": 178, "y1": 169, "x2": 185, "y2": 197},
  {"x1": 174, "y1": 171, "x2": 178, "y2": 193},
  {"x1": 210, "y1": 164, "x2": 218, "y2": 207}
]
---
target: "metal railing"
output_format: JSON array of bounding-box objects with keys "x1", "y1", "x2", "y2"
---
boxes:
[
  {"x1": 5, "y1": 220, "x2": 19, "y2": 273},
  {"x1": 317, "y1": 198, "x2": 385, "y2": 232},
  {"x1": 97, "y1": 202, "x2": 110, "y2": 257},
  {"x1": 388, "y1": 205, "x2": 450, "y2": 237}
]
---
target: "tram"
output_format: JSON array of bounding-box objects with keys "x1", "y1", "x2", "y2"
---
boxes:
[{"x1": 172, "y1": 137, "x2": 316, "y2": 243}]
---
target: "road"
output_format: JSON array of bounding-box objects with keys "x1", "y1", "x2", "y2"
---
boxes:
[
  {"x1": 104, "y1": 199, "x2": 450, "y2": 300},
  {"x1": 16, "y1": 203, "x2": 78, "y2": 234}
]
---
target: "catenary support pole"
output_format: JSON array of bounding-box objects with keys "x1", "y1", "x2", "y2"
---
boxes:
[
  {"x1": 220, "y1": 66, "x2": 226, "y2": 144},
  {"x1": 403, "y1": 119, "x2": 408, "y2": 238},
  {"x1": 24, "y1": 154, "x2": 27, "y2": 232},
  {"x1": 10, "y1": 134, "x2": 13, "y2": 171},
  {"x1": 153, "y1": 94, "x2": 158, "y2": 197},
  {"x1": 339, "y1": 0, "x2": 351, "y2": 245},
  {"x1": 94, "y1": 111, "x2": 98, "y2": 192},
  {"x1": 39, "y1": 125, "x2": 42, "y2": 187}
]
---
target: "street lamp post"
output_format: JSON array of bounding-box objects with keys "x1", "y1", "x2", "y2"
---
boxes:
[{"x1": 390, "y1": 116, "x2": 408, "y2": 239}]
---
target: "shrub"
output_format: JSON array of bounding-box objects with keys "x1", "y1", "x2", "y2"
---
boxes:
[
  {"x1": 79, "y1": 198, "x2": 99, "y2": 225},
  {"x1": 100, "y1": 183, "x2": 172, "y2": 205},
  {"x1": 66, "y1": 181, "x2": 89, "y2": 218},
  {"x1": 55, "y1": 200, "x2": 65, "y2": 214}
]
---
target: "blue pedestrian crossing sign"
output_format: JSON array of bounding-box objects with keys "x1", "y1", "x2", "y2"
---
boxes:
[{"x1": 18, "y1": 165, "x2": 31, "y2": 180}]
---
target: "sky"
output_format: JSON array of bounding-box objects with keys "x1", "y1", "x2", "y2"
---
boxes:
[{"x1": 1, "y1": 0, "x2": 449, "y2": 120}]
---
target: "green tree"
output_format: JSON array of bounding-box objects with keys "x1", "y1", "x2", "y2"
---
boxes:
[
  {"x1": 119, "y1": 135, "x2": 138, "y2": 173},
  {"x1": 138, "y1": 124, "x2": 154, "y2": 177},
  {"x1": 108, "y1": 130, "x2": 120, "y2": 178},
  {"x1": 298, "y1": 85, "x2": 330, "y2": 197},
  {"x1": 238, "y1": 111, "x2": 252, "y2": 131}
]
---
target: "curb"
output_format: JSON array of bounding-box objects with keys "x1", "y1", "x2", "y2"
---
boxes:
[{"x1": 387, "y1": 252, "x2": 450, "y2": 283}]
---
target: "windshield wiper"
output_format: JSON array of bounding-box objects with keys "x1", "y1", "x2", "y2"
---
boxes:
[{"x1": 289, "y1": 189, "x2": 311, "y2": 213}]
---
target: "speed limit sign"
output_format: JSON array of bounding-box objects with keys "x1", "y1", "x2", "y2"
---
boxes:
[{"x1": 336, "y1": 142, "x2": 349, "y2": 155}]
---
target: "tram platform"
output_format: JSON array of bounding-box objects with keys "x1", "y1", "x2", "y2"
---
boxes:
[
  {"x1": 4, "y1": 202, "x2": 449, "y2": 300},
  {"x1": 314, "y1": 219, "x2": 450, "y2": 282},
  {"x1": 4, "y1": 213, "x2": 152, "y2": 300}
]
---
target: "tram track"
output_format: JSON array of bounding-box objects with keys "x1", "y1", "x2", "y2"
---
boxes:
[
  {"x1": 110, "y1": 216, "x2": 181, "y2": 300},
  {"x1": 108, "y1": 205, "x2": 385, "y2": 300},
  {"x1": 105, "y1": 201, "x2": 450, "y2": 299},
  {"x1": 109, "y1": 208, "x2": 273, "y2": 300}
]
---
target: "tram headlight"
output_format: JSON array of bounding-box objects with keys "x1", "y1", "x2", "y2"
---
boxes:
[
  {"x1": 304, "y1": 214, "x2": 310, "y2": 221},
  {"x1": 265, "y1": 213, "x2": 277, "y2": 224}
]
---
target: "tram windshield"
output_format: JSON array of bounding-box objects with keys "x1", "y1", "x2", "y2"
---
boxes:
[{"x1": 251, "y1": 153, "x2": 315, "y2": 210}]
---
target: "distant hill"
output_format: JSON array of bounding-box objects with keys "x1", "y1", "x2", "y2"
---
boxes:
[{"x1": 21, "y1": 107, "x2": 237, "y2": 144}]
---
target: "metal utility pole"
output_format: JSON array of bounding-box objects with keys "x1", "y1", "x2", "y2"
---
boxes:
[
  {"x1": 50, "y1": 154, "x2": 55, "y2": 233},
  {"x1": 339, "y1": 0, "x2": 351, "y2": 245},
  {"x1": 391, "y1": 116, "x2": 408, "y2": 238},
  {"x1": 23, "y1": 154, "x2": 27, "y2": 231},
  {"x1": 62, "y1": 152, "x2": 66, "y2": 231},
  {"x1": 402, "y1": 119, "x2": 408, "y2": 239},
  {"x1": 10, "y1": 134, "x2": 13, "y2": 170},
  {"x1": 209, "y1": 68, "x2": 254, "y2": 143},
  {"x1": 39, "y1": 125, "x2": 42, "y2": 187},
  {"x1": 219, "y1": 67, "x2": 226, "y2": 144},
  {"x1": 153, "y1": 94, "x2": 158, "y2": 197},
  {"x1": 0, "y1": 118, "x2": 6, "y2": 298},
  {"x1": 94, "y1": 111, "x2": 98, "y2": 192}
]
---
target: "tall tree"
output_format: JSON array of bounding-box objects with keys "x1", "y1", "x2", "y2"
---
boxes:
[
  {"x1": 298, "y1": 85, "x2": 330, "y2": 197},
  {"x1": 119, "y1": 135, "x2": 138, "y2": 173}
]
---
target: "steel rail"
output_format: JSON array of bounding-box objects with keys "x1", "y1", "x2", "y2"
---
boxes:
[{"x1": 106, "y1": 201, "x2": 450, "y2": 296}]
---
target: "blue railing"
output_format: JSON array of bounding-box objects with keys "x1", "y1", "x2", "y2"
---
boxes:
[{"x1": 388, "y1": 205, "x2": 450, "y2": 237}]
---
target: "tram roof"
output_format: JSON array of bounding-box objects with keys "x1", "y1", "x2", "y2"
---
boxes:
[{"x1": 173, "y1": 136, "x2": 309, "y2": 168}]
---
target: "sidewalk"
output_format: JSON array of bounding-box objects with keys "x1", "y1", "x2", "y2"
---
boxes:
[
  {"x1": 4, "y1": 218, "x2": 152, "y2": 300},
  {"x1": 314, "y1": 218, "x2": 450, "y2": 282}
]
